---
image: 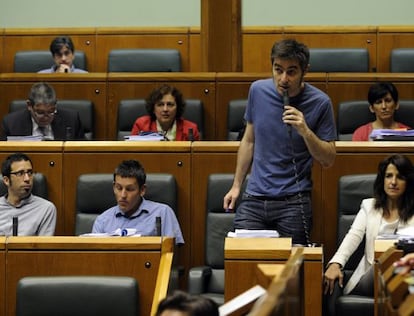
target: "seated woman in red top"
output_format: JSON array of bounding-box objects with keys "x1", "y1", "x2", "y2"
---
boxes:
[
  {"x1": 131, "y1": 84, "x2": 200, "y2": 141},
  {"x1": 352, "y1": 82, "x2": 410, "y2": 141}
]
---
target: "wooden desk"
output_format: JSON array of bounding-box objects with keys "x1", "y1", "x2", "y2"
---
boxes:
[
  {"x1": 0, "y1": 237, "x2": 5, "y2": 316},
  {"x1": 5, "y1": 236, "x2": 174, "y2": 316},
  {"x1": 224, "y1": 238, "x2": 323, "y2": 316}
]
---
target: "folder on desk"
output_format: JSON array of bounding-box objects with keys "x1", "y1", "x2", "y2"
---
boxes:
[{"x1": 370, "y1": 129, "x2": 414, "y2": 141}]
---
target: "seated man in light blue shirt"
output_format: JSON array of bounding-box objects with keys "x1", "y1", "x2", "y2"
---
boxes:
[{"x1": 92, "y1": 159, "x2": 184, "y2": 245}]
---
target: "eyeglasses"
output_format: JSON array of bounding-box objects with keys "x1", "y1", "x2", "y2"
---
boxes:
[
  {"x1": 32, "y1": 108, "x2": 58, "y2": 118},
  {"x1": 10, "y1": 169, "x2": 34, "y2": 177}
]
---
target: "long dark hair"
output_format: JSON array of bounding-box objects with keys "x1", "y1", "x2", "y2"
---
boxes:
[{"x1": 373, "y1": 154, "x2": 414, "y2": 222}]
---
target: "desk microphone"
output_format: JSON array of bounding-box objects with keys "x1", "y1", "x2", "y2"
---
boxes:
[
  {"x1": 156, "y1": 216, "x2": 162, "y2": 236},
  {"x1": 12, "y1": 216, "x2": 18, "y2": 236},
  {"x1": 188, "y1": 128, "x2": 194, "y2": 141}
]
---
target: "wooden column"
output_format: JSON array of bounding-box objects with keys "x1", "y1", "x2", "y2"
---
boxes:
[{"x1": 200, "y1": 0, "x2": 242, "y2": 71}]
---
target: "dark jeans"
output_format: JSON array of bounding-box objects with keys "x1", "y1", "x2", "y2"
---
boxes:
[{"x1": 233, "y1": 192, "x2": 312, "y2": 245}]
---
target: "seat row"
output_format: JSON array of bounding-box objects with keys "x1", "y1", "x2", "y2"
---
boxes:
[{"x1": 12, "y1": 47, "x2": 414, "y2": 73}]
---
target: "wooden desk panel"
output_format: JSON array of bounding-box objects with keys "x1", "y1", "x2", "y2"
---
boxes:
[
  {"x1": 0, "y1": 142, "x2": 64, "y2": 234},
  {"x1": 0, "y1": 237, "x2": 5, "y2": 316},
  {"x1": 0, "y1": 74, "x2": 108, "y2": 140},
  {"x1": 5, "y1": 236, "x2": 173, "y2": 316},
  {"x1": 224, "y1": 238, "x2": 323, "y2": 316},
  {"x1": 107, "y1": 73, "x2": 216, "y2": 140},
  {"x1": 62, "y1": 141, "x2": 191, "y2": 273}
]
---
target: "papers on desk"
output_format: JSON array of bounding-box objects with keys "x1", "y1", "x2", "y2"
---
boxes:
[
  {"x1": 124, "y1": 132, "x2": 165, "y2": 141},
  {"x1": 370, "y1": 129, "x2": 414, "y2": 141},
  {"x1": 219, "y1": 285, "x2": 266, "y2": 316},
  {"x1": 396, "y1": 226, "x2": 414, "y2": 238},
  {"x1": 7, "y1": 135, "x2": 44, "y2": 141},
  {"x1": 227, "y1": 229, "x2": 280, "y2": 238},
  {"x1": 80, "y1": 228, "x2": 141, "y2": 237}
]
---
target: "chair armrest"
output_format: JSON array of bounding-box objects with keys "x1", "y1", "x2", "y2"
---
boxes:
[{"x1": 188, "y1": 266, "x2": 212, "y2": 294}]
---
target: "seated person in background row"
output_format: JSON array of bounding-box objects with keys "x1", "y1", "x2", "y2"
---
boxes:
[
  {"x1": 38, "y1": 36, "x2": 88, "y2": 73},
  {"x1": 0, "y1": 153, "x2": 56, "y2": 236},
  {"x1": 352, "y1": 82, "x2": 411, "y2": 141},
  {"x1": 92, "y1": 159, "x2": 184, "y2": 245},
  {"x1": 324, "y1": 154, "x2": 414, "y2": 315},
  {"x1": 156, "y1": 290, "x2": 219, "y2": 316},
  {"x1": 131, "y1": 84, "x2": 200, "y2": 141},
  {"x1": 0, "y1": 82, "x2": 85, "y2": 141}
]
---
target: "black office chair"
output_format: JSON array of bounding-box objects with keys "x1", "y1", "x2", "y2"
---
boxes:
[
  {"x1": 337, "y1": 100, "x2": 414, "y2": 140},
  {"x1": 325, "y1": 174, "x2": 376, "y2": 316},
  {"x1": 9, "y1": 99, "x2": 95, "y2": 140},
  {"x1": 188, "y1": 173, "x2": 248, "y2": 305},
  {"x1": 116, "y1": 98, "x2": 204, "y2": 140},
  {"x1": 309, "y1": 48, "x2": 370, "y2": 72},
  {"x1": 227, "y1": 99, "x2": 247, "y2": 140},
  {"x1": 390, "y1": 48, "x2": 414, "y2": 72},
  {"x1": 108, "y1": 49, "x2": 181, "y2": 72},
  {"x1": 13, "y1": 50, "x2": 87, "y2": 73},
  {"x1": 16, "y1": 276, "x2": 138, "y2": 316},
  {"x1": 0, "y1": 173, "x2": 48, "y2": 199}
]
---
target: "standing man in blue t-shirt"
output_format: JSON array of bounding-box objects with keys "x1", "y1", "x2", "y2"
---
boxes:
[{"x1": 223, "y1": 38, "x2": 337, "y2": 245}]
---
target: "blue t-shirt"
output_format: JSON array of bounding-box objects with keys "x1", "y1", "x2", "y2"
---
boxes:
[
  {"x1": 92, "y1": 197, "x2": 184, "y2": 245},
  {"x1": 245, "y1": 78, "x2": 336, "y2": 197}
]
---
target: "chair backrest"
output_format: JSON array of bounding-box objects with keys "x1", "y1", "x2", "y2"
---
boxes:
[
  {"x1": 9, "y1": 99, "x2": 95, "y2": 140},
  {"x1": 108, "y1": 49, "x2": 181, "y2": 72},
  {"x1": 183, "y1": 99, "x2": 204, "y2": 139},
  {"x1": 337, "y1": 174, "x2": 376, "y2": 271},
  {"x1": 0, "y1": 172, "x2": 48, "y2": 199},
  {"x1": 116, "y1": 98, "x2": 204, "y2": 140},
  {"x1": 75, "y1": 173, "x2": 177, "y2": 235},
  {"x1": 13, "y1": 50, "x2": 87, "y2": 73},
  {"x1": 337, "y1": 100, "x2": 414, "y2": 140},
  {"x1": 117, "y1": 99, "x2": 147, "y2": 140},
  {"x1": 390, "y1": 48, "x2": 414, "y2": 72},
  {"x1": 309, "y1": 48, "x2": 369, "y2": 72},
  {"x1": 227, "y1": 99, "x2": 247, "y2": 140},
  {"x1": 16, "y1": 276, "x2": 138, "y2": 316}
]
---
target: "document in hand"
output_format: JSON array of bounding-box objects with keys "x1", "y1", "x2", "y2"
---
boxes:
[{"x1": 370, "y1": 129, "x2": 414, "y2": 141}]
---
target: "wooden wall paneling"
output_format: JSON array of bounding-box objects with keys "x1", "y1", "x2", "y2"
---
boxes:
[
  {"x1": 282, "y1": 26, "x2": 378, "y2": 72},
  {"x1": 107, "y1": 73, "x2": 216, "y2": 140},
  {"x1": 377, "y1": 26, "x2": 414, "y2": 72},
  {"x1": 2, "y1": 28, "x2": 96, "y2": 73},
  {"x1": 62, "y1": 142, "x2": 191, "y2": 277},
  {"x1": 0, "y1": 143, "x2": 64, "y2": 234},
  {"x1": 95, "y1": 27, "x2": 190, "y2": 72},
  {"x1": 0, "y1": 74, "x2": 108, "y2": 140},
  {"x1": 242, "y1": 27, "x2": 284, "y2": 73},
  {"x1": 188, "y1": 27, "x2": 202, "y2": 72},
  {"x1": 0, "y1": 30, "x2": 3, "y2": 74}
]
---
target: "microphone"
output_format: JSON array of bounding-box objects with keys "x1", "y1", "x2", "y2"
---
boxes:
[
  {"x1": 65, "y1": 127, "x2": 73, "y2": 140},
  {"x1": 12, "y1": 216, "x2": 18, "y2": 236},
  {"x1": 283, "y1": 90, "x2": 292, "y2": 136},
  {"x1": 156, "y1": 216, "x2": 162, "y2": 236},
  {"x1": 188, "y1": 128, "x2": 194, "y2": 141}
]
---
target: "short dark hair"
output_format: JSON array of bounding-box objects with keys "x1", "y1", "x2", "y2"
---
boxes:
[
  {"x1": 270, "y1": 38, "x2": 310, "y2": 73},
  {"x1": 368, "y1": 82, "x2": 399, "y2": 105},
  {"x1": 145, "y1": 84, "x2": 186, "y2": 120},
  {"x1": 50, "y1": 36, "x2": 75, "y2": 56},
  {"x1": 27, "y1": 82, "x2": 57, "y2": 106},
  {"x1": 113, "y1": 160, "x2": 146, "y2": 187},
  {"x1": 373, "y1": 154, "x2": 414, "y2": 222},
  {"x1": 156, "y1": 291, "x2": 219, "y2": 316},
  {"x1": 1, "y1": 153, "x2": 32, "y2": 178}
]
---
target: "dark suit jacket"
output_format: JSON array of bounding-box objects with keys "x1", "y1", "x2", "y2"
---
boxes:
[{"x1": 0, "y1": 108, "x2": 85, "y2": 141}]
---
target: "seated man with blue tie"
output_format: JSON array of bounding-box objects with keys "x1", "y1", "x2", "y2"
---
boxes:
[{"x1": 0, "y1": 82, "x2": 85, "y2": 141}]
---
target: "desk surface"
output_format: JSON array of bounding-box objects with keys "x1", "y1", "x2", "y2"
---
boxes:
[{"x1": 225, "y1": 237, "x2": 292, "y2": 260}]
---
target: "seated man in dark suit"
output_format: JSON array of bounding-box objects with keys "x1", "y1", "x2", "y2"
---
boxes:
[{"x1": 0, "y1": 82, "x2": 85, "y2": 141}]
